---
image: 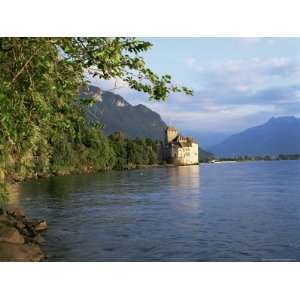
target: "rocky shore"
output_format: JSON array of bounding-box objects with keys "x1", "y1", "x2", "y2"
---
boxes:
[{"x1": 0, "y1": 208, "x2": 47, "y2": 261}]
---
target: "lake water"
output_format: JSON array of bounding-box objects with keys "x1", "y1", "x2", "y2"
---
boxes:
[{"x1": 11, "y1": 160, "x2": 300, "y2": 261}]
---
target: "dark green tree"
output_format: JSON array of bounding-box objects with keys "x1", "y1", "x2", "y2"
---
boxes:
[{"x1": 0, "y1": 38, "x2": 192, "y2": 203}]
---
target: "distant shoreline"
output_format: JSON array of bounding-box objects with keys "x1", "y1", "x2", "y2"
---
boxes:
[{"x1": 203, "y1": 159, "x2": 300, "y2": 164}]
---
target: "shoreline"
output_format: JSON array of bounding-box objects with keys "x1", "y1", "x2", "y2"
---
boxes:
[
  {"x1": 5, "y1": 162, "x2": 200, "y2": 185},
  {"x1": 0, "y1": 162, "x2": 199, "y2": 261},
  {"x1": 0, "y1": 208, "x2": 47, "y2": 261}
]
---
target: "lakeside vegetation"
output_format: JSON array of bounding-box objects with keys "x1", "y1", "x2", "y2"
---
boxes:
[
  {"x1": 108, "y1": 132, "x2": 159, "y2": 169},
  {"x1": 0, "y1": 38, "x2": 193, "y2": 203}
]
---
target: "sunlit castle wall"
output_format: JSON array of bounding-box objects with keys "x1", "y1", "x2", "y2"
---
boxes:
[{"x1": 172, "y1": 142, "x2": 199, "y2": 165}]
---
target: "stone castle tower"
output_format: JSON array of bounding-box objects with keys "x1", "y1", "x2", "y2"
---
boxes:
[
  {"x1": 162, "y1": 126, "x2": 199, "y2": 165},
  {"x1": 165, "y1": 127, "x2": 178, "y2": 144}
]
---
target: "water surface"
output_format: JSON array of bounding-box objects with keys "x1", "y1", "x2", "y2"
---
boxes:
[{"x1": 12, "y1": 161, "x2": 300, "y2": 261}]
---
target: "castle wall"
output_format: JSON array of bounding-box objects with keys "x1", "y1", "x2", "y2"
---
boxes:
[
  {"x1": 163, "y1": 126, "x2": 199, "y2": 165},
  {"x1": 170, "y1": 143, "x2": 199, "y2": 165}
]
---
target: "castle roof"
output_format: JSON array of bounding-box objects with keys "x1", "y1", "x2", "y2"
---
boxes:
[
  {"x1": 165, "y1": 126, "x2": 198, "y2": 147},
  {"x1": 165, "y1": 126, "x2": 177, "y2": 132},
  {"x1": 172, "y1": 135, "x2": 196, "y2": 147}
]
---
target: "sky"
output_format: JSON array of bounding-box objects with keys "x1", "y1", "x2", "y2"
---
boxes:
[{"x1": 94, "y1": 38, "x2": 300, "y2": 136}]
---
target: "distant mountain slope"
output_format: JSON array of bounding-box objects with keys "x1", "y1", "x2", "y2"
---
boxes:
[
  {"x1": 199, "y1": 148, "x2": 214, "y2": 162},
  {"x1": 183, "y1": 130, "x2": 231, "y2": 149},
  {"x1": 81, "y1": 85, "x2": 213, "y2": 159},
  {"x1": 81, "y1": 85, "x2": 167, "y2": 140},
  {"x1": 209, "y1": 116, "x2": 300, "y2": 157}
]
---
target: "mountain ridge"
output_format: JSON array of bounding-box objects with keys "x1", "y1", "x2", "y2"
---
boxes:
[
  {"x1": 209, "y1": 116, "x2": 300, "y2": 157},
  {"x1": 81, "y1": 85, "x2": 214, "y2": 161},
  {"x1": 82, "y1": 85, "x2": 167, "y2": 140}
]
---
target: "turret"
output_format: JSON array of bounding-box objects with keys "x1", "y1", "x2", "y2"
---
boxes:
[{"x1": 165, "y1": 126, "x2": 178, "y2": 144}]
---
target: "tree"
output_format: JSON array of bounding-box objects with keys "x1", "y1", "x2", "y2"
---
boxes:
[
  {"x1": 0, "y1": 37, "x2": 193, "y2": 203},
  {"x1": 108, "y1": 132, "x2": 127, "y2": 170},
  {"x1": 57, "y1": 38, "x2": 193, "y2": 100}
]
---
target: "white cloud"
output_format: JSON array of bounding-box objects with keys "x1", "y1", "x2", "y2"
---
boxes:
[
  {"x1": 236, "y1": 84, "x2": 250, "y2": 92},
  {"x1": 238, "y1": 37, "x2": 276, "y2": 45},
  {"x1": 185, "y1": 56, "x2": 300, "y2": 99},
  {"x1": 240, "y1": 37, "x2": 262, "y2": 44},
  {"x1": 84, "y1": 55, "x2": 300, "y2": 134},
  {"x1": 144, "y1": 96, "x2": 281, "y2": 132}
]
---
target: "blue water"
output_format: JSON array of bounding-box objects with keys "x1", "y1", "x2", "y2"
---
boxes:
[{"x1": 13, "y1": 160, "x2": 300, "y2": 261}]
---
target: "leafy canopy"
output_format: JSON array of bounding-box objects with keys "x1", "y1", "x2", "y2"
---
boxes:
[
  {"x1": 0, "y1": 37, "x2": 192, "y2": 203},
  {"x1": 59, "y1": 37, "x2": 193, "y2": 100}
]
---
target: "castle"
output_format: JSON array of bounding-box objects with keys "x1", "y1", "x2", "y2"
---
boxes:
[{"x1": 160, "y1": 126, "x2": 199, "y2": 165}]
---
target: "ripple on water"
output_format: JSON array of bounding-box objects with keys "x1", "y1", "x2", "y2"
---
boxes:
[{"x1": 14, "y1": 161, "x2": 300, "y2": 261}]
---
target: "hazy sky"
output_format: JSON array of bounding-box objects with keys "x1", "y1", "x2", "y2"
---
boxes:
[{"x1": 95, "y1": 37, "x2": 300, "y2": 134}]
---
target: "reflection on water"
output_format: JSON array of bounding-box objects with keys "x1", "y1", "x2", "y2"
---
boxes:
[
  {"x1": 12, "y1": 161, "x2": 300, "y2": 261},
  {"x1": 168, "y1": 166, "x2": 201, "y2": 213},
  {"x1": 6, "y1": 184, "x2": 21, "y2": 206}
]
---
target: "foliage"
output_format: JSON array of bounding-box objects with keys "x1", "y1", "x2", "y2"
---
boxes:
[
  {"x1": 59, "y1": 37, "x2": 193, "y2": 100},
  {"x1": 109, "y1": 132, "x2": 158, "y2": 170},
  {"x1": 0, "y1": 38, "x2": 192, "y2": 203}
]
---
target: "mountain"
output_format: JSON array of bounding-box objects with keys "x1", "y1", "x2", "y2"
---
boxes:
[
  {"x1": 198, "y1": 148, "x2": 214, "y2": 162},
  {"x1": 81, "y1": 85, "x2": 167, "y2": 140},
  {"x1": 209, "y1": 116, "x2": 300, "y2": 157},
  {"x1": 81, "y1": 85, "x2": 214, "y2": 160},
  {"x1": 183, "y1": 130, "x2": 231, "y2": 149}
]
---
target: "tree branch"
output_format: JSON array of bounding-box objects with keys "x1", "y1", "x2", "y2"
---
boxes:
[{"x1": 11, "y1": 46, "x2": 41, "y2": 83}]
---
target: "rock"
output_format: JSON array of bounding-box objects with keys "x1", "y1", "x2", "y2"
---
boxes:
[
  {"x1": 34, "y1": 220, "x2": 48, "y2": 232},
  {"x1": 0, "y1": 242, "x2": 44, "y2": 262},
  {"x1": 33, "y1": 234, "x2": 45, "y2": 244},
  {"x1": 15, "y1": 220, "x2": 26, "y2": 231},
  {"x1": 0, "y1": 208, "x2": 47, "y2": 261},
  {"x1": 0, "y1": 213, "x2": 10, "y2": 225},
  {"x1": 0, "y1": 222, "x2": 25, "y2": 244},
  {"x1": 7, "y1": 207, "x2": 25, "y2": 220}
]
